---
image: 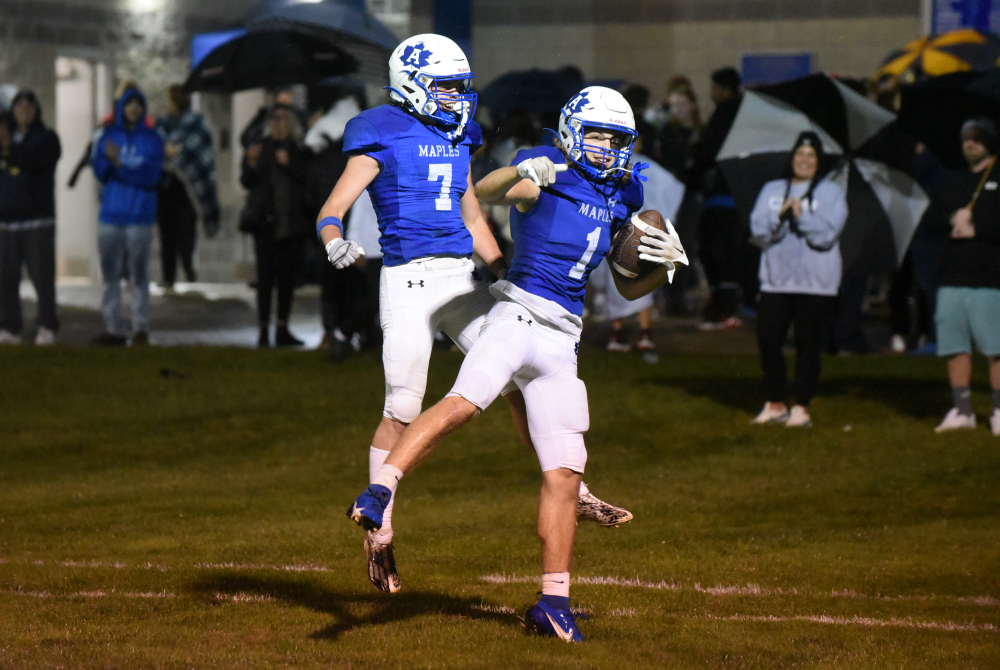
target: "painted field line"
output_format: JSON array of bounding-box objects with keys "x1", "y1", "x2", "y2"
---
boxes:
[
  {"x1": 5, "y1": 589, "x2": 175, "y2": 599},
  {"x1": 481, "y1": 574, "x2": 999, "y2": 607},
  {"x1": 706, "y1": 614, "x2": 999, "y2": 633},
  {"x1": 1, "y1": 558, "x2": 332, "y2": 574},
  {"x1": 213, "y1": 592, "x2": 277, "y2": 603},
  {"x1": 194, "y1": 562, "x2": 332, "y2": 573}
]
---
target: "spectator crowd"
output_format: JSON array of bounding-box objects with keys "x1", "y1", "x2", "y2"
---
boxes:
[{"x1": 0, "y1": 63, "x2": 997, "y2": 436}]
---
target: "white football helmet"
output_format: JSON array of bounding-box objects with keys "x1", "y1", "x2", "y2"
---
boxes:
[
  {"x1": 557, "y1": 86, "x2": 637, "y2": 180},
  {"x1": 387, "y1": 34, "x2": 476, "y2": 136}
]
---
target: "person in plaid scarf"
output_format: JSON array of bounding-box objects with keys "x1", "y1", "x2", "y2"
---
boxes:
[{"x1": 155, "y1": 85, "x2": 220, "y2": 288}]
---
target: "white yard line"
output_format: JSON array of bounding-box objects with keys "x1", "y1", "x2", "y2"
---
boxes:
[
  {"x1": 480, "y1": 574, "x2": 999, "y2": 607},
  {"x1": 4, "y1": 589, "x2": 175, "y2": 599},
  {"x1": 705, "y1": 613, "x2": 999, "y2": 633},
  {"x1": 2, "y1": 558, "x2": 332, "y2": 574},
  {"x1": 193, "y1": 562, "x2": 332, "y2": 573}
]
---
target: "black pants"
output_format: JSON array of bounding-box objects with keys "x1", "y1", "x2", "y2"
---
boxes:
[
  {"x1": 699, "y1": 206, "x2": 743, "y2": 319},
  {"x1": 157, "y1": 175, "x2": 197, "y2": 286},
  {"x1": 829, "y1": 270, "x2": 872, "y2": 354},
  {"x1": 322, "y1": 258, "x2": 383, "y2": 342},
  {"x1": 757, "y1": 292, "x2": 835, "y2": 407},
  {"x1": 0, "y1": 225, "x2": 58, "y2": 334},
  {"x1": 253, "y1": 232, "x2": 303, "y2": 325}
]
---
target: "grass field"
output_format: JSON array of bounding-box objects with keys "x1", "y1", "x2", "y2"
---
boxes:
[{"x1": 1, "y1": 344, "x2": 998, "y2": 669}]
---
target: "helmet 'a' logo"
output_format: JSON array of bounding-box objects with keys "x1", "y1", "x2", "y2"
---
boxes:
[
  {"x1": 567, "y1": 92, "x2": 590, "y2": 114},
  {"x1": 401, "y1": 43, "x2": 432, "y2": 68}
]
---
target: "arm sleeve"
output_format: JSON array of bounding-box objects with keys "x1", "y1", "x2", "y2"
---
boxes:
[
  {"x1": 240, "y1": 153, "x2": 262, "y2": 189},
  {"x1": 8, "y1": 129, "x2": 61, "y2": 173},
  {"x1": 796, "y1": 181, "x2": 848, "y2": 251},
  {"x1": 749, "y1": 181, "x2": 787, "y2": 249},
  {"x1": 918, "y1": 173, "x2": 962, "y2": 237},
  {"x1": 973, "y1": 187, "x2": 1000, "y2": 243},
  {"x1": 90, "y1": 130, "x2": 116, "y2": 183}
]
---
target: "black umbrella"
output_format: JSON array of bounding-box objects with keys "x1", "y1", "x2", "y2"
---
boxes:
[
  {"x1": 246, "y1": 0, "x2": 398, "y2": 81},
  {"x1": 717, "y1": 75, "x2": 929, "y2": 275},
  {"x1": 898, "y1": 69, "x2": 1000, "y2": 169},
  {"x1": 184, "y1": 29, "x2": 358, "y2": 93},
  {"x1": 479, "y1": 68, "x2": 585, "y2": 121}
]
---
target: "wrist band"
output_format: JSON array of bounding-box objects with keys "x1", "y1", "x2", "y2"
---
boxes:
[{"x1": 316, "y1": 216, "x2": 343, "y2": 239}]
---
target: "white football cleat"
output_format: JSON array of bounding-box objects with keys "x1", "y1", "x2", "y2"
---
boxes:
[
  {"x1": 35, "y1": 327, "x2": 56, "y2": 346},
  {"x1": 364, "y1": 533, "x2": 401, "y2": 593},
  {"x1": 990, "y1": 409, "x2": 999, "y2": 437},
  {"x1": 786, "y1": 405, "x2": 812, "y2": 428},
  {"x1": 935, "y1": 407, "x2": 976, "y2": 433},
  {"x1": 751, "y1": 404, "x2": 789, "y2": 425},
  {"x1": 0, "y1": 329, "x2": 22, "y2": 344},
  {"x1": 577, "y1": 490, "x2": 633, "y2": 526}
]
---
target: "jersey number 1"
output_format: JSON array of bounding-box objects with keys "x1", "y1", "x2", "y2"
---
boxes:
[
  {"x1": 569, "y1": 226, "x2": 602, "y2": 279},
  {"x1": 429, "y1": 164, "x2": 453, "y2": 211}
]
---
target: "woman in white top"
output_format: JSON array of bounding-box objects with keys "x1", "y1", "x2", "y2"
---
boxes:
[{"x1": 749, "y1": 131, "x2": 848, "y2": 427}]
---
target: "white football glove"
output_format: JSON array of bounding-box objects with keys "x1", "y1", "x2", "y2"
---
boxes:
[
  {"x1": 635, "y1": 219, "x2": 689, "y2": 282},
  {"x1": 325, "y1": 238, "x2": 365, "y2": 269},
  {"x1": 516, "y1": 157, "x2": 567, "y2": 187}
]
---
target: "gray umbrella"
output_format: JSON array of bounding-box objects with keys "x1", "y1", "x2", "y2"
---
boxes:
[{"x1": 717, "y1": 82, "x2": 929, "y2": 274}]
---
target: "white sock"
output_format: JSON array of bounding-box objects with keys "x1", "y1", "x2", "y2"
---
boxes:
[
  {"x1": 369, "y1": 447, "x2": 397, "y2": 542},
  {"x1": 578, "y1": 481, "x2": 589, "y2": 497},
  {"x1": 542, "y1": 572, "x2": 571, "y2": 598}
]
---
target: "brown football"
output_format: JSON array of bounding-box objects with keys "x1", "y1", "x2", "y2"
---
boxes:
[{"x1": 608, "y1": 210, "x2": 668, "y2": 278}]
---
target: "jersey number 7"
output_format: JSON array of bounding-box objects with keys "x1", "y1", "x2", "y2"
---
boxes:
[{"x1": 429, "y1": 164, "x2": 453, "y2": 211}]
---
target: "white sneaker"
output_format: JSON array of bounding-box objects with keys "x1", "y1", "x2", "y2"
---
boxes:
[
  {"x1": 751, "y1": 404, "x2": 789, "y2": 425},
  {"x1": 935, "y1": 407, "x2": 976, "y2": 433},
  {"x1": 891, "y1": 334, "x2": 906, "y2": 353},
  {"x1": 0, "y1": 329, "x2": 22, "y2": 344},
  {"x1": 34, "y1": 327, "x2": 55, "y2": 346},
  {"x1": 786, "y1": 405, "x2": 812, "y2": 428},
  {"x1": 605, "y1": 339, "x2": 630, "y2": 352},
  {"x1": 990, "y1": 409, "x2": 1000, "y2": 437}
]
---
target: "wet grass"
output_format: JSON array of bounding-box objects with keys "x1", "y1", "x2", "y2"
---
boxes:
[{"x1": 0, "y1": 345, "x2": 997, "y2": 668}]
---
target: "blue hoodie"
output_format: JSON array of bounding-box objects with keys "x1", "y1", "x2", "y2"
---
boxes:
[{"x1": 91, "y1": 89, "x2": 164, "y2": 225}]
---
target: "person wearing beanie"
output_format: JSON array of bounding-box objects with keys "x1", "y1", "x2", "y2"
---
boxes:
[
  {"x1": 749, "y1": 131, "x2": 848, "y2": 428},
  {"x1": 925, "y1": 117, "x2": 1000, "y2": 436},
  {"x1": 0, "y1": 90, "x2": 62, "y2": 346}
]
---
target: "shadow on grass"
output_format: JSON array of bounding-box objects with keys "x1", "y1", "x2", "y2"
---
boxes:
[
  {"x1": 187, "y1": 573, "x2": 521, "y2": 641},
  {"x1": 648, "y1": 375, "x2": 949, "y2": 419}
]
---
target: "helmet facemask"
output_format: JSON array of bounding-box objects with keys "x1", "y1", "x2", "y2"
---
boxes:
[
  {"x1": 561, "y1": 113, "x2": 637, "y2": 180},
  {"x1": 406, "y1": 73, "x2": 477, "y2": 130}
]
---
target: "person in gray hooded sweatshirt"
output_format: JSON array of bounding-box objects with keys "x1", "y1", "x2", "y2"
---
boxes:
[{"x1": 749, "y1": 131, "x2": 848, "y2": 428}]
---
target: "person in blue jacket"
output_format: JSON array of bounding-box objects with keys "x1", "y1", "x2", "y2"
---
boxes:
[{"x1": 91, "y1": 88, "x2": 164, "y2": 346}]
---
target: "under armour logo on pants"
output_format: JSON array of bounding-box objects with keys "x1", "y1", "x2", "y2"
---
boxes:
[
  {"x1": 517, "y1": 315, "x2": 533, "y2": 325},
  {"x1": 407, "y1": 280, "x2": 425, "y2": 288}
]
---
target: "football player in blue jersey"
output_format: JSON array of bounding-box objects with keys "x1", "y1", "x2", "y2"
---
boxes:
[
  {"x1": 347, "y1": 87, "x2": 687, "y2": 641},
  {"x1": 316, "y1": 36, "x2": 633, "y2": 594}
]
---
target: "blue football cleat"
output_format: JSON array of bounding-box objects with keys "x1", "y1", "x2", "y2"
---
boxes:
[
  {"x1": 347, "y1": 484, "x2": 392, "y2": 531},
  {"x1": 525, "y1": 600, "x2": 584, "y2": 642}
]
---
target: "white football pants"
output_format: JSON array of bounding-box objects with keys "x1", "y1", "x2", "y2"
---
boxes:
[
  {"x1": 379, "y1": 257, "x2": 495, "y2": 423},
  {"x1": 447, "y1": 300, "x2": 589, "y2": 474}
]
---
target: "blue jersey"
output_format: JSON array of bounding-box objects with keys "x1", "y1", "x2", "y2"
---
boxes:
[
  {"x1": 343, "y1": 104, "x2": 483, "y2": 267},
  {"x1": 507, "y1": 146, "x2": 644, "y2": 315}
]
